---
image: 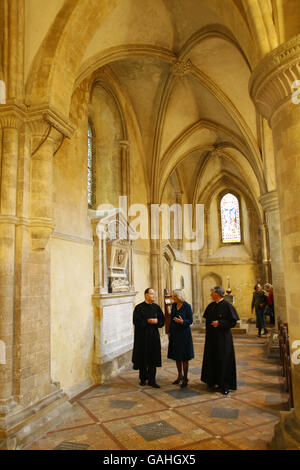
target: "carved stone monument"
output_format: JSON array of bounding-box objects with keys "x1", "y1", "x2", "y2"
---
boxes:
[{"x1": 90, "y1": 209, "x2": 137, "y2": 382}]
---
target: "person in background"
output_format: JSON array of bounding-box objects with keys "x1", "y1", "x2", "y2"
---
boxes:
[
  {"x1": 167, "y1": 289, "x2": 194, "y2": 388},
  {"x1": 264, "y1": 283, "x2": 275, "y2": 326},
  {"x1": 251, "y1": 283, "x2": 268, "y2": 337},
  {"x1": 132, "y1": 288, "x2": 165, "y2": 388},
  {"x1": 201, "y1": 286, "x2": 239, "y2": 395}
]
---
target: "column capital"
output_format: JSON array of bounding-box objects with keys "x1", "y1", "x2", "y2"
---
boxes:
[
  {"x1": 26, "y1": 106, "x2": 75, "y2": 139},
  {"x1": 0, "y1": 105, "x2": 25, "y2": 130},
  {"x1": 259, "y1": 190, "x2": 279, "y2": 213},
  {"x1": 249, "y1": 34, "x2": 300, "y2": 123}
]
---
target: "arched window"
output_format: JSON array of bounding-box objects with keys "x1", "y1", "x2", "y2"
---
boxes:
[
  {"x1": 220, "y1": 193, "x2": 241, "y2": 243},
  {"x1": 87, "y1": 121, "x2": 95, "y2": 207}
]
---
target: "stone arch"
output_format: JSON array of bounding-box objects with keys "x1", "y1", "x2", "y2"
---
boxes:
[
  {"x1": 198, "y1": 171, "x2": 263, "y2": 226},
  {"x1": 197, "y1": 171, "x2": 264, "y2": 264},
  {"x1": 89, "y1": 79, "x2": 127, "y2": 208},
  {"x1": 23, "y1": 0, "x2": 279, "y2": 122},
  {"x1": 158, "y1": 120, "x2": 266, "y2": 203},
  {"x1": 25, "y1": 0, "x2": 122, "y2": 117}
]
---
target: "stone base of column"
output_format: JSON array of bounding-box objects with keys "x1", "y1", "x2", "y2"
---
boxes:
[
  {"x1": 0, "y1": 387, "x2": 71, "y2": 450},
  {"x1": 270, "y1": 409, "x2": 300, "y2": 450}
]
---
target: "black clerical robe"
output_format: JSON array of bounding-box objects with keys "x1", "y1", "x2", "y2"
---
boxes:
[
  {"x1": 132, "y1": 301, "x2": 165, "y2": 370},
  {"x1": 201, "y1": 299, "x2": 239, "y2": 391}
]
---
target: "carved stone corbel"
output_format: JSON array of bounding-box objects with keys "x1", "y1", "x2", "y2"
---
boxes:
[{"x1": 27, "y1": 117, "x2": 64, "y2": 251}]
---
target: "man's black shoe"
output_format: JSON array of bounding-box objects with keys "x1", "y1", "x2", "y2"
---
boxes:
[
  {"x1": 149, "y1": 383, "x2": 160, "y2": 388},
  {"x1": 139, "y1": 380, "x2": 147, "y2": 386},
  {"x1": 221, "y1": 389, "x2": 229, "y2": 395}
]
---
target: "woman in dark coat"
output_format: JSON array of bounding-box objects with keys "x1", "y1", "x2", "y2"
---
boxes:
[
  {"x1": 251, "y1": 283, "x2": 268, "y2": 337},
  {"x1": 167, "y1": 289, "x2": 194, "y2": 388}
]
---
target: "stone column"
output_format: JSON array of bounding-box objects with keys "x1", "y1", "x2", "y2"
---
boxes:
[
  {"x1": 250, "y1": 34, "x2": 300, "y2": 449},
  {"x1": 119, "y1": 140, "x2": 130, "y2": 205},
  {"x1": 0, "y1": 111, "x2": 22, "y2": 411},
  {"x1": 0, "y1": 111, "x2": 72, "y2": 449},
  {"x1": 12, "y1": 119, "x2": 62, "y2": 405},
  {"x1": 191, "y1": 251, "x2": 200, "y2": 325},
  {"x1": 150, "y1": 238, "x2": 163, "y2": 308},
  {"x1": 259, "y1": 222, "x2": 271, "y2": 283},
  {"x1": 175, "y1": 191, "x2": 183, "y2": 251},
  {"x1": 259, "y1": 191, "x2": 287, "y2": 322}
]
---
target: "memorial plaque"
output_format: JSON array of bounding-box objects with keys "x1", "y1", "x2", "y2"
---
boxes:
[{"x1": 54, "y1": 441, "x2": 89, "y2": 450}]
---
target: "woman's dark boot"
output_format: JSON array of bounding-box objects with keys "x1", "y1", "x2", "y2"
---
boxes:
[
  {"x1": 181, "y1": 378, "x2": 188, "y2": 388},
  {"x1": 172, "y1": 376, "x2": 183, "y2": 385}
]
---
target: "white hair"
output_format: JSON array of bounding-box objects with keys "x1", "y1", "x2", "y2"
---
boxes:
[{"x1": 173, "y1": 289, "x2": 185, "y2": 302}]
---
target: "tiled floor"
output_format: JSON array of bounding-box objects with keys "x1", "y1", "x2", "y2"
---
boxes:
[{"x1": 27, "y1": 325, "x2": 288, "y2": 450}]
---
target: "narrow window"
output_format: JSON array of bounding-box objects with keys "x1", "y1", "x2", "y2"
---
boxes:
[
  {"x1": 221, "y1": 193, "x2": 241, "y2": 243},
  {"x1": 88, "y1": 121, "x2": 95, "y2": 207}
]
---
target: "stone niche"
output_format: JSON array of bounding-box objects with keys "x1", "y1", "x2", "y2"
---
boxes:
[{"x1": 90, "y1": 209, "x2": 137, "y2": 382}]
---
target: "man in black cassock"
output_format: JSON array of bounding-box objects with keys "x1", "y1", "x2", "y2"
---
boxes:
[
  {"x1": 201, "y1": 286, "x2": 239, "y2": 395},
  {"x1": 132, "y1": 288, "x2": 165, "y2": 388}
]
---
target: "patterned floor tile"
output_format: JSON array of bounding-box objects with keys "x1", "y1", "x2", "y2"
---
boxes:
[
  {"x1": 103, "y1": 409, "x2": 212, "y2": 450},
  {"x1": 144, "y1": 383, "x2": 221, "y2": 407},
  {"x1": 235, "y1": 389, "x2": 289, "y2": 416},
  {"x1": 54, "y1": 441, "x2": 90, "y2": 450},
  {"x1": 80, "y1": 380, "x2": 138, "y2": 400},
  {"x1": 210, "y1": 408, "x2": 240, "y2": 419},
  {"x1": 223, "y1": 423, "x2": 278, "y2": 450},
  {"x1": 133, "y1": 420, "x2": 181, "y2": 441},
  {"x1": 109, "y1": 399, "x2": 137, "y2": 410},
  {"x1": 47, "y1": 402, "x2": 95, "y2": 433},
  {"x1": 26, "y1": 424, "x2": 121, "y2": 450},
  {"x1": 165, "y1": 387, "x2": 203, "y2": 399},
  {"x1": 179, "y1": 438, "x2": 237, "y2": 450},
  {"x1": 27, "y1": 325, "x2": 284, "y2": 451},
  {"x1": 174, "y1": 398, "x2": 277, "y2": 436},
  {"x1": 79, "y1": 390, "x2": 166, "y2": 422}
]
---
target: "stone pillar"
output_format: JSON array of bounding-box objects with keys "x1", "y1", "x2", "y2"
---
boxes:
[
  {"x1": 150, "y1": 238, "x2": 163, "y2": 308},
  {"x1": 0, "y1": 110, "x2": 72, "y2": 449},
  {"x1": 175, "y1": 191, "x2": 183, "y2": 251},
  {"x1": 0, "y1": 111, "x2": 22, "y2": 411},
  {"x1": 12, "y1": 120, "x2": 61, "y2": 406},
  {"x1": 259, "y1": 222, "x2": 271, "y2": 283},
  {"x1": 250, "y1": 34, "x2": 300, "y2": 449},
  {"x1": 259, "y1": 191, "x2": 287, "y2": 322},
  {"x1": 119, "y1": 140, "x2": 130, "y2": 205},
  {"x1": 191, "y1": 251, "x2": 201, "y2": 325}
]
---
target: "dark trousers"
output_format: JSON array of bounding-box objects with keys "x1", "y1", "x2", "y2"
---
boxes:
[{"x1": 139, "y1": 365, "x2": 156, "y2": 385}]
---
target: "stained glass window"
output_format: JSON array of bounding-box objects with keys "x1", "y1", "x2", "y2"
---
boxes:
[
  {"x1": 88, "y1": 121, "x2": 95, "y2": 207},
  {"x1": 220, "y1": 193, "x2": 241, "y2": 243}
]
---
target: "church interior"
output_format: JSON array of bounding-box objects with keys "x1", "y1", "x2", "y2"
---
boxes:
[{"x1": 0, "y1": 0, "x2": 300, "y2": 450}]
